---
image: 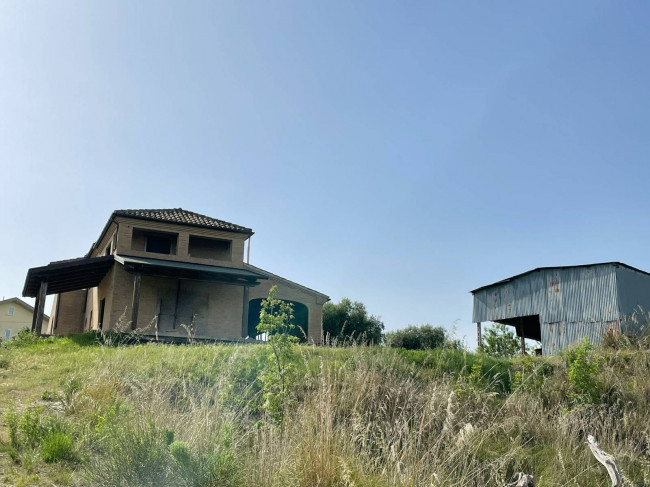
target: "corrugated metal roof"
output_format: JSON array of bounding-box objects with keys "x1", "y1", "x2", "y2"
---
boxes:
[{"x1": 470, "y1": 262, "x2": 650, "y2": 294}]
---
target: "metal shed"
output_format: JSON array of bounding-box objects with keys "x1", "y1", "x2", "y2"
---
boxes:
[{"x1": 471, "y1": 262, "x2": 650, "y2": 355}]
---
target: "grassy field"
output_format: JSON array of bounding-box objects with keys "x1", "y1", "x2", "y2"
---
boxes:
[{"x1": 0, "y1": 332, "x2": 649, "y2": 486}]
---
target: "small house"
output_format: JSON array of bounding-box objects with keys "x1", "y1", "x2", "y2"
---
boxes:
[{"x1": 0, "y1": 297, "x2": 49, "y2": 340}]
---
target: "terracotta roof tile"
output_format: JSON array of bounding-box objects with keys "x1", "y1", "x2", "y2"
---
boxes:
[{"x1": 113, "y1": 208, "x2": 252, "y2": 234}]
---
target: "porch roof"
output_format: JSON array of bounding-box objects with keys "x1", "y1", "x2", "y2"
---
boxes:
[
  {"x1": 23, "y1": 255, "x2": 115, "y2": 297},
  {"x1": 23, "y1": 254, "x2": 269, "y2": 298},
  {"x1": 114, "y1": 255, "x2": 268, "y2": 286}
]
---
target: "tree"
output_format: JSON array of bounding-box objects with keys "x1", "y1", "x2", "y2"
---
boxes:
[
  {"x1": 322, "y1": 298, "x2": 384, "y2": 344},
  {"x1": 481, "y1": 322, "x2": 521, "y2": 358},
  {"x1": 385, "y1": 324, "x2": 449, "y2": 350},
  {"x1": 257, "y1": 285, "x2": 297, "y2": 429}
]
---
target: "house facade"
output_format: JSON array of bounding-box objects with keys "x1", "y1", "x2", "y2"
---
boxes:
[
  {"x1": 0, "y1": 297, "x2": 49, "y2": 340},
  {"x1": 24, "y1": 209, "x2": 328, "y2": 342},
  {"x1": 472, "y1": 262, "x2": 650, "y2": 355}
]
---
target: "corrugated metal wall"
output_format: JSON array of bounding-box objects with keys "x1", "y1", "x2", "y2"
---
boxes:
[
  {"x1": 616, "y1": 266, "x2": 650, "y2": 335},
  {"x1": 472, "y1": 265, "x2": 621, "y2": 354}
]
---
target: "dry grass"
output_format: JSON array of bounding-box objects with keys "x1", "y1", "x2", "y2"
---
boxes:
[{"x1": 1, "y1": 334, "x2": 650, "y2": 486}]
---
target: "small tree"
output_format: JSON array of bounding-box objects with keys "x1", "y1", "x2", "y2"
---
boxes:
[
  {"x1": 385, "y1": 325, "x2": 450, "y2": 350},
  {"x1": 481, "y1": 323, "x2": 521, "y2": 358},
  {"x1": 256, "y1": 286, "x2": 297, "y2": 430},
  {"x1": 322, "y1": 298, "x2": 384, "y2": 344}
]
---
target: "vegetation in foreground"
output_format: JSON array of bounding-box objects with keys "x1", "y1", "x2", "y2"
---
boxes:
[{"x1": 0, "y1": 330, "x2": 649, "y2": 486}]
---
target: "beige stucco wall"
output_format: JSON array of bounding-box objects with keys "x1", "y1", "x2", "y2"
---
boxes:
[{"x1": 0, "y1": 301, "x2": 49, "y2": 339}]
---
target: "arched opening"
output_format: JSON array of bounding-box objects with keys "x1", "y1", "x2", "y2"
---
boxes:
[{"x1": 248, "y1": 298, "x2": 309, "y2": 342}]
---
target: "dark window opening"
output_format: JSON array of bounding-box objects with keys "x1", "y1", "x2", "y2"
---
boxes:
[
  {"x1": 131, "y1": 228, "x2": 178, "y2": 255},
  {"x1": 146, "y1": 236, "x2": 173, "y2": 254},
  {"x1": 98, "y1": 298, "x2": 106, "y2": 330},
  {"x1": 247, "y1": 298, "x2": 309, "y2": 342},
  {"x1": 188, "y1": 235, "x2": 232, "y2": 260}
]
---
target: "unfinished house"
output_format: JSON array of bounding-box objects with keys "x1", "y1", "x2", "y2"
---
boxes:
[
  {"x1": 23, "y1": 209, "x2": 329, "y2": 342},
  {"x1": 471, "y1": 262, "x2": 650, "y2": 355}
]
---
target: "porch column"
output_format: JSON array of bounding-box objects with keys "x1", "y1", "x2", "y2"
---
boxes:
[
  {"x1": 241, "y1": 286, "x2": 250, "y2": 338},
  {"x1": 131, "y1": 272, "x2": 142, "y2": 330},
  {"x1": 31, "y1": 280, "x2": 48, "y2": 335},
  {"x1": 476, "y1": 322, "x2": 482, "y2": 349}
]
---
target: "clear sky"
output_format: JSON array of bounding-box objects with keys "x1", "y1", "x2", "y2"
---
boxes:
[{"x1": 2, "y1": 2, "x2": 650, "y2": 346}]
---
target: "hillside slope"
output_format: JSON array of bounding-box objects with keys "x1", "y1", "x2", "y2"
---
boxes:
[{"x1": 0, "y1": 333, "x2": 648, "y2": 486}]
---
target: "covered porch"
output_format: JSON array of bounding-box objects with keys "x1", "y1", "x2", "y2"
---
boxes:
[{"x1": 23, "y1": 254, "x2": 268, "y2": 337}]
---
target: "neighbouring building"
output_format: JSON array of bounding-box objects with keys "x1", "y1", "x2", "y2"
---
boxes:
[
  {"x1": 0, "y1": 297, "x2": 49, "y2": 340},
  {"x1": 471, "y1": 262, "x2": 650, "y2": 355},
  {"x1": 23, "y1": 209, "x2": 328, "y2": 342}
]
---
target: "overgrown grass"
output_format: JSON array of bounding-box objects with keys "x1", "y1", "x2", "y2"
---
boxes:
[{"x1": 1, "y1": 332, "x2": 649, "y2": 485}]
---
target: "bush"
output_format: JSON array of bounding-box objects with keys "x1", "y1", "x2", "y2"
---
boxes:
[
  {"x1": 323, "y1": 298, "x2": 385, "y2": 344},
  {"x1": 5, "y1": 329, "x2": 40, "y2": 348},
  {"x1": 567, "y1": 337, "x2": 601, "y2": 405},
  {"x1": 481, "y1": 323, "x2": 521, "y2": 358},
  {"x1": 385, "y1": 325, "x2": 448, "y2": 350},
  {"x1": 169, "y1": 440, "x2": 193, "y2": 468},
  {"x1": 84, "y1": 419, "x2": 177, "y2": 486},
  {"x1": 42, "y1": 431, "x2": 75, "y2": 463}
]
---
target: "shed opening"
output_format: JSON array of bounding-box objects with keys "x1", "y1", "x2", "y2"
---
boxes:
[{"x1": 495, "y1": 314, "x2": 542, "y2": 342}]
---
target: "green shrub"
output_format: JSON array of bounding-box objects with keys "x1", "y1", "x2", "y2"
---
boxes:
[
  {"x1": 41, "y1": 390, "x2": 56, "y2": 401},
  {"x1": 4, "y1": 409, "x2": 19, "y2": 448},
  {"x1": 0, "y1": 356, "x2": 9, "y2": 369},
  {"x1": 7, "y1": 329, "x2": 40, "y2": 348},
  {"x1": 163, "y1": 427, "x2": 175, "y2": 446},
  {"x1": 84, "y1": 419, "x2": 178, "y2": 486},
  {"x1": 19, "y1": 405, "x2": 44, "y2": 448},
  {"x1": 169, "y1": 440, "x2": 193, "y2": 468},
  {"x1": 385, "y1": 324, "x2": 448, "y2": 350},
  {"x1": 567, "y1": 337, "x2": 601, "y2": 405},
  {"x1": 42, "y1": 431, "x2": 74, "y2": 463}
]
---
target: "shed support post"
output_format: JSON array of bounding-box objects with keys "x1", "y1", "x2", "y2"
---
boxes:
[
  {"x1": 131, "y1": 273, "x2": 141, "y2": 330},
  {"x1": 31, "y1": 280, "x2": 48, "y2": 335},
  {"x1": 241, "y1": 286, "x2": 250, "y2": 338},
  {"x1": 519, "y1": 323, "x2": 526, "y2": 356},
  {"x1": 476, "y1": 322, "x2": 482, "y2": 349}
]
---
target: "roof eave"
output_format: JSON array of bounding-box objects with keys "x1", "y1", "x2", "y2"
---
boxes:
[
  {"x1": 470, "y1": 261, "x2": 648, "y2": 294},
  {"x1": 113, "y1": 213, "x2": 254, "y2": 236}
]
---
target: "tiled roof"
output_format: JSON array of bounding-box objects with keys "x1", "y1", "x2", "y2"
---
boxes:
[{"x1": 113, "y1": 208, "x2": 253, "y2": 234}]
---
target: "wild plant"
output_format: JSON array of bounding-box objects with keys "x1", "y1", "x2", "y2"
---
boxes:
[
  {"x1": 567, "y1": 337, "x2": 602, "y2": 406},
  {"x1": 256, "y1": 285, "x2": 298, "y2": 429}
]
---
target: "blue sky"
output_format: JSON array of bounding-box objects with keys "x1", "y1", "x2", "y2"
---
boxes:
[{"x1": 2, "y1": 1, "x2": 650, "y2": 345}]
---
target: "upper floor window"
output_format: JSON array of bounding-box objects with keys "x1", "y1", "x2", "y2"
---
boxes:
[
  {"x1": 7, "y1": 306, "x2": 15, "y2": 316},
  {"x1": 188, "y1": 235, "x2": 232, "y2": 261},
  {"x1": 131, "y1": 228, "x2": 178, "y2": 255}
]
